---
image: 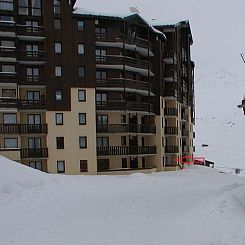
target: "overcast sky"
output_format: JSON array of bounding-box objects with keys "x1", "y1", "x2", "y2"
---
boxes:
[{"x1": 75, "y1": 0, "x2": 245, "y2": 80}]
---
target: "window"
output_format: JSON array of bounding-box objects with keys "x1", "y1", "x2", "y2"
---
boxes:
[
  {"x1": 96, "y1": 115, "x2": 108, "y2": 124},
  {"x1": 53, "y1": 0, "x2": 60, "y2": 14},
  {"x1": 56, "y1": 137, "x2": 64, "y2": 149},
  {"x1": 79, "y1": 136, "x2": 87, "y2": 149},
  {"x1": 55, "y1": 66, "x2": 62, "y2": 77},
  {"x1": 78, "y1": 90, "x2": 86, "y2": 102},
  {"x1": 57, "y1": 160, "x2": 65, "y2": 173},
  {"x1": 77, "y1": 20, "x2": 84, "y2": 31},
  {"x1": 3, "y1": 113, "x2": 16, "y2": 124},
  {"x1": 96, "y1": 49, "x2": 106, "y2": 62},
  {"x1": 80, "y1": 160, "x2": 88, "y2": 172},
  {"x1": 0, "y1": 40, "x2": 14, "y2": 47},
  {"x1": 0, "y1": 0, "x2": 14, "y2": 11},
  {"x1": 29, "y1": 161, "x2": 42, "y2": 171},
  {"x1": 54, "y1": 18, "x2": 61, "y2": 29},
  {"x1": 18, "y1": 0, "x2": 28, "y2": 15},
  {"x1": 95, "y1": 27, "x2": 106, "y2": 39},
  {"x1": 122, "y1": 158, "x2": 127, "y2": 168},
  {"x1": 31, "y1": 0, "x2": 41, "y2": 16},
  {"x1": 27, "y1": 91, "x2": 40, "y2": 101},
  {"x1": 28, "y1": 138, "x2": 41, "y2": 148},
  {"x1": 78, "y1": 43, "x2": 84, "y2": 54},
  {"x1": 28, "y1": 114, "x2": 40, "y2": 124},
  {"x1": 97, "y1": 137, "x2": 108, "y2": 147},
  {"x1": 96, "y1": 93, "x2": 107, "y2": 103},
  {"x1": 55, "y1": 113, "x2": 63, "y2": 125},
  {"x1": 54, "y1": 42, "x2": 61, "y2": 53},
  {"x1": 55, "y1": 90, "x2": 62, "y2": 101},
  {"x1": 96, "y1": 70, "x2": 106, "y2": 83},
  {"x1": 79, "y1": 113, "x2": 86, "y2": 125},
  {"x1": 97, "y1": 159, "x2": 109, "y2": 171},
  {"x1": 26, "y1": 67, "x2": 39, "y2": 80},
  {"x1": 121, "y1": 115, "x2": 126, "y2": 124},
  {"x1": 78, "y1": 66, "x2": 85, "y2": 77},
  {"x1": 1, "y1": 64, "x2": 15, "y2": 73},
  {"x1": 0, "y1": 15, "x2": 14, "y2": 22},
  {"x1": 121, "y1": 136, "x2": 127, "y2": 146},
  {"x1": 2, "y1": 89, "x2": 16, "y2": 98},
  {"x1": 26, "y1": 44, "x2": 39, "y2": 57},
  {"x1": 4, "y1": 138, "x2": 17, "y2": 148}
]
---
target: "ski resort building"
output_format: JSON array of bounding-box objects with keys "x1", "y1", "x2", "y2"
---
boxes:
[{"x1": 0, "y1": 0, "x2": 195, "y2": 174}]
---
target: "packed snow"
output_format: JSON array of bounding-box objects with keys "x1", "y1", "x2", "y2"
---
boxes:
[{"x1": 1, "y1": 156, "x2": 245, "y2": 245}]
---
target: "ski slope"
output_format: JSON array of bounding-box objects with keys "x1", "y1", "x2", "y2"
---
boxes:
[{"x1": 1, "y1": 156, "x2": 245, "y2": 245}]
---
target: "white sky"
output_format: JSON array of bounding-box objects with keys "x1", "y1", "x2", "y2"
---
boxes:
[{"x1": 75, "y1": 0, "x2": 245, "y2": 79}]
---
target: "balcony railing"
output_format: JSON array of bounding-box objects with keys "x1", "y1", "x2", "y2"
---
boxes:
[
  {"x1": 96, "y1": 55, "x2": 152, "y2": 70},
  {"x1": 19, "y1": 76, "x2": 46, "y2": 86},
  {"x1": 0, "y1": 98, "x2": 18, "y2": 108},
  {"x1": 164, "y1": 50, "x2": 177, "y2": 64},
  {"x1": 164, "y1": 82, "x2": 178, "y2": 98},
  {"x1": 17, "y1": 25, "x2": 44, "y2": 37},
  {"x1": 18, "y1": 50, "x2": 46, "y2": 61},
  {"x1": 96, "y1": 78, "x2": 153, "y2": 93},
  {"x1": 181, "y1": 114, "x2": 189, "y2": 121},
  {"x1": 0, "y1": 124, "x2": 48, "y2": 134},
  {"x1": 165, "y1": 127, "x2": 178, "y2": 135},
  {"x1": 0, "y1": 46, "x2": 16, "y2": 58},
  {"x1": 19, "y1": 100, "x2": 46, "y2": 110},
  {"x1": 0, "y1": 72, "x2": 17, "y2": 83},
  {"x1": 164, "y1": 108, "x2": 178, "y2": 116},
  {"x1": 165, "y1": 145, "x2": 179, "y2": 153},
  {"x1": 97, "y1": 124, "x2": 156, "y2": 134},
  {"x1": 21, "y1": 148, "x2": 48, "y2": 159},
  {"x1": 96, "y1": 101, "x2": 154, "y2": 113},
  {"x1": 0, "y1": 21, "x2": 15, "y2": 32},
  {"x1": 164, "y1": 69, "x2": 177, "y2": 80},
  {"x1": 97, "y1": 145, "x2": 157, "y2": 156},
  {"x1": 182, "y1": 146, "x2": 190, "y2": 153}
]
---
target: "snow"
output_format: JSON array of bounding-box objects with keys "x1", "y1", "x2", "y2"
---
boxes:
[{"x1": 1, "y1": 156, "x2": 245, "y2": 244}]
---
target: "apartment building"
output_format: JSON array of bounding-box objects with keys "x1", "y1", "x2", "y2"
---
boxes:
[{"x1": 0, "y1": 0, "x2": 195, "y2": 175}]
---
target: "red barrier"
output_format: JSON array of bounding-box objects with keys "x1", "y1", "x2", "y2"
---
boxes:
[{"x1": 176, "y1": 156, "x2": 205, "y2": 165}]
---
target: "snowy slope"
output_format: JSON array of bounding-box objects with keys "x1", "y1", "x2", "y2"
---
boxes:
[{"x1": 1, "y1": 156, "x2": 245, "y2": 245}]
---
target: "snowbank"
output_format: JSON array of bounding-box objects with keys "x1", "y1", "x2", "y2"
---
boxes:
[{"x1": 0, "y1": 157, "x2": 245, "y2": 245}]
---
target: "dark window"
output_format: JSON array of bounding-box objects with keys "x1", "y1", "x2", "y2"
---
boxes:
[
  {"x1": 53, "y1": 0, "x2": 60, "y2": 14},
  {"x1": 55, "y1": 66, "x2": 62, "y2": 77},
  {"x1": 31, "y1": 0, "x2": 42, "y2": 16},
  {"x1": 80, "y1": 160, "x2": 88, "y2": 172},
  {"x1": 78, "y1": 43, "x2": 84, "y2": 54},
  {"x1": 4, "y1": 138, "x2": 17, "y2": 148},
  {"x1": 2, "y1": 89, "x2": 16, "y2": 98},
  {"x1": 122, "y1": 158, "x2": 127, "y2": 168},
  {"x1": 26, "y1": 67, "x2": 39, "y2": 81},
  {"x1": 96, "y1": 93, "x2": 107, "y2": 102},
  {"x1": 0, "y1": 0, "x2": 14, "y2": 11},
  {"x1": 55, "y1": 90, "x2": 62, "y2": 101},
  {"x1": 96, "y1": 49, "x2": 106, "y2": 62},
  {"x1": 79, "y1": 136, "x2": 87, "y2": 148},
  {"x1": 27, "y1": 91, "x2": 40, "y2": 101},
  {"x1": 56, "y1": 137, "x2": 64, "y2": 149},
  {"x1": 95, "y1": 27, "x2": 106, "y2": 39},
  {"x1": 28, "y1": 137, "x2": 41, "y2": 148},
  {"x1": 96, "y1": 115, "x2": 108, "y2": 124},
  {"x1": 121, "y1": 115, "x2": 126, "y2": 124},
  {"x1": 54, "y1": 18, "x2": 61, "y2": 29},
  {"x1": 28, "y1": 114, "x2": 40, "y2": 124},
  {"x1": 57, "y1": 160, "x2": 65, "y2": 173},
  {"x1": 121, "y1": 136, "x2": 127, "y2": 146},
  {"x1": 96, "y1": 70, "x2": 107, "y2": 83},
  {"x1": 78, "y1": 66, "x2": 85, "y2": 77},
  {"x1": 78, "y1": 90, "x2": 86, "y2": 102},
  {"x1": 79, "y1": 113, "x2": 86, "y2": 125},
  {"x1": 29, "y1": 161, "x2": 42, "y2": 171},
  {"x1": 55, "y1": 113, "x2": 63, "y2": 125},
  {"x1": 97, "y1": 159, "x2": 109, "y2": 171},
  {"x1": 77, "y1": 20, "x2": 84, "y2": 31},
  {"x1": 3, "y1": 113, "x2": 17, "y2": 124},
  {"x1": 54, "y1": 42, "x2": 62, "y2": 53},
  {"x1": 97, "y1": 137, "x2": 108, "y2": 147},
  {"x1": 18, "y1": 0, "x2": 28, "y2": 15}
]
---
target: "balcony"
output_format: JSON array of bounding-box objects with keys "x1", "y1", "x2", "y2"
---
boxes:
[
  {"x1": 18, "y1": 100, "x2": 46, "y2": 110},
  {"x1": 96, "y1": 78, "x2": 154, "y2": 96},
  {"x1": 0, "y1": 21, "x2": 16, "y2": 35},
  {"x1": 19, "y1": 76, "x2": 46, "y2": 86},
  {"x1": 182, "y1": 129, "x2": 189, "y2": 137},
  {"x1": 164, "y1": 68, "x2": 177, "y2": 82},
  {"x1": 96, "y1": 101, "x2": 154, "y2": 114},
  {"x1": 16, "y1": 25, "x2": 45, "y2": 41},
  {"x1": 165, "y1": 127, "x2": 178, "y2": 135},
  {"x1": 0, "y1": 98, "x2": 18, "y2": 108},
  {"x1": 182, "y1": 146, "x2": 190, "y2": 153},
  {"x1": 0, "y1": 46, "x2": 16, "y2": 59},
  {"x1": 0, "y1": 72, "x2": 17, "y2": 83},
  {"x1": 164, "y1": 108, "x2": 178, "y2": 116},
  {"x1": 164, "y1": 82, "x2": 178, "y2": 98},
  {"x1": 181, "y1": 113, "x2": 188, "y2": 121},
  {"x1": 21, "y1": 148, "x2": 48, "y2": 159},
  {"x1": 0, "y1": 124, "x2": 48, "y2": 134},
  {"x1": 97, "y1": 145, "x2": 157, "y2": 156},
  {"x1": 165, "y1": 145, "x2": 179, "y2": 153},
  {"x1": 96, "y1": 124, "x2": 156, "y2": 134},
  {"x1": 18, "y1": 50, "x2": 46, "y2": 64},
  {"x1": 163, "y1": 50, "x2": 177, "y2": 64}
]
